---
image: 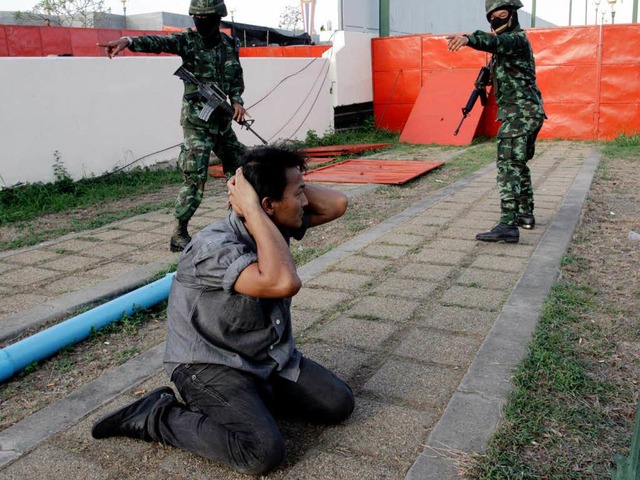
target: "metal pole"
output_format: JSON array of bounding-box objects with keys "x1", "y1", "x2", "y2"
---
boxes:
[
  {"x1": 531, "y1": 0, "x2": 537, "y2": 27},
  {"x1": 380, "y1": 0, "x2": 390, "y2": 37},
  {"x1": 585, "y1": 0, "x2": 588, "y2": 24},
  {"x1": 634, "y1": 0, "x2": 639, "y2": 22},
  {"x1": 569, "y1": 0, "x2": 573, "y2": 25}
]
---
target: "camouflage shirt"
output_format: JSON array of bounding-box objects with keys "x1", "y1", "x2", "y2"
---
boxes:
[
  {"x1": 466, "y1": 26, "x2": 545, "y2": 131},
  {"x1": 130, "y1": 29, "x2": 245, "y2": 128}
]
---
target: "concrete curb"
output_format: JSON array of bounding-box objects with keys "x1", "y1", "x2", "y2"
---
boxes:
[{"x1": 405, "y1": 150, "x2": 601, "y2": 479}]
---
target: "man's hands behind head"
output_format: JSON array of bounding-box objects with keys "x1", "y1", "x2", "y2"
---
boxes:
[{"x1": 227, "y1": 167, "x2": 261, "y2": 219}]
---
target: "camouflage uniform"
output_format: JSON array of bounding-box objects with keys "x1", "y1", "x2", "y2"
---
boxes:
[
  {"x1": 466, "y1": 6, "x2": 545, "y2": 226},
  {"x1": 129, "y1": 28, "x2": 246, "y2": 223}
]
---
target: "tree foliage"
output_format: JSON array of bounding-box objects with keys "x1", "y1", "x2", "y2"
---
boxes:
[
  {"x1": 14, "y1": 0, "x2": 110, "y2": 28},
  {"x1": 278, "y1": 4, "x2": 303, "y2": 33}
]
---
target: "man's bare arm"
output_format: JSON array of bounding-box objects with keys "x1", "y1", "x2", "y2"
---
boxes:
[
  {"x1": 228, "y1": 169, "x2": 302, "y2": 299},
  {"x1": 303, "y1": 183, "x2": 348, "y2": 228}
]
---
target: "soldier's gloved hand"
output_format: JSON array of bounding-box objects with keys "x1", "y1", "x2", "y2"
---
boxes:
[
  {"x1": 232, "y1": 103, "x2": 248, "y2": 124},
  {"x1": 96, "y1": 38, "x2": 130, "y2": 59},
  {"x1": 446, "y1": 35, "x2": 469, "y2": 52}
]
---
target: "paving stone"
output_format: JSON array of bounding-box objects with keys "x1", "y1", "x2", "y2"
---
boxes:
[
  {"x1": 396, "y1": 264, "x2": 455, "y2": 282},
  {"x1": 405, "y1": 215, "x2": 450, "y2": 227},
  {"x1": 331, "y1": 255, "x2": 392, "y2": 275},
  {"x1": 412, "y1": 248, "x2": 467, "y2": 266},
  {"x1": 291, "y1": 288, "x2": 353, "y2": 312},
  {"x1": 0, "y1": 266, "x2": 60, "y2": 286},
  {"x1": 285, "y1": 449, "x2": 396, "y2": 480},
  {"x1": 346, "y1": 296, "x2": 419, "y2": 322},
  {"x1": 42, "y1": 255, "x2": 104, "y2": 273},
  {"x1": 413, "y1": 305, "x2": 496, "y2": 335},
  {"x1": 470, "y1": 255, "x2": 528, "y2": 273},
  {"x1": 124, "y1": 248, "x2": 176, "y2": 265},
  {"x1": 394, "y1": 223, "x2": 440, "y2": 237},
  {"x1": 372, "y1": 278, "x2": 438, "y2": 299},
  {"x1": 455, "y1": 267, "x2": 519, "y2": 290},
  {"x1": 0, "y1": 293, "x2": 49, "y2": 317},
  {"x1": 477, "y1": 242, "x2": 536, "y2": 258},
  {"x1": 299, "y1": 343, "x2": 373, "y2": 383},
  {"x1": 4, "y1": 249, "x2": 63, "y2": 265},
  {"x1": 362, "y1": 359, "x2": 462, "y2": 409},
  {"x1": 440, "y1": 285, "x2": 507, "y2": 311},
  {"x1": 117, "y1": 232, "x2": 166, "y2": 247},
  {"x1": 426, "y1": 238, "x2": 477, "y2": 253},
  {"x1": 518, "y1": 231, "x2": 544, "y2": 246},
  {"x1": 50, "y1": 239, "x2": 101, "y2": 253},
  {"x1": 0, "y1": 262, "x2": 20, "y2": 276},
  {"x1": 89, "y1": 243, "x2": 139, "y2": 259},
  {"x1": 458, "y1": 210, "x2": 499, "y2": 222},
  {"x1": 377, "y1": 232, "x2": 426, "y2": 247},
  {"x1": 447, "y1": 217, "x2": 495, "y2": 230},
  {"x1": 116, "y1": 220, "x2": 161, "y2": 232},
  {"x1": 310, "y1": 316, "x2": 398, "y2": 350},
  {"x1": 84, "y1": 262, "x2": 141, "y2": 279},
  {"x1": 88, "y1": 229, "x2": 130, "y2": 241},
  {"x1": 320, "y1": 398, "x2": 439, "y2": 470},
  {"x1": 291, "y1": 309, "x2": 324, "y2": 335},
  {"x1": 361, "y1": 244, "x2": 410, "y2": 260},
  {"x1": 42, "y1": 275, "x2": 102, "y2": 295},
  {"x1": 438, "y1": 226, "x2": 482, "y2": 240},
  {"x1": 395, "y1": 329, "x2": 483, "y2": 367},
  {"x1": 306, "y1": 272, "x2": 373, "y2": 292},
  {"x1": 141, "y1": 212, "x2": 174, "y2": 223}
]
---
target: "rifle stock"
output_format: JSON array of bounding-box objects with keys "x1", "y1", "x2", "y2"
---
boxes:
[{"x1": 174, "y1": 66, "x2": 268, "y2": 145}]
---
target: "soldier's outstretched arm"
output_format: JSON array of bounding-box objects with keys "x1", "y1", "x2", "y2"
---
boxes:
[{"x1": 96, "y1": 38, "x2": 129, "y2": 59}]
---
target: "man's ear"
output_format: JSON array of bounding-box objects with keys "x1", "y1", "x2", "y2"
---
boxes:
[{"x1": 261, "y1": 197, "x2": 275, "y2": 216}]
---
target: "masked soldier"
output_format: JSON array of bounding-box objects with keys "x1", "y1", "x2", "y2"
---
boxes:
[
  {"x1": 98, "y1": 0, "x2": 247, "y2": 252},
  {"x1": 447, "y1": 0, "x2": 545, "y2": 243}
]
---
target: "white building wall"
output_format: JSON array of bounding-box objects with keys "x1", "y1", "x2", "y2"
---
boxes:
[
  {"x1": 329, "y1": 31, "x2": 374, "y2": 108},
  {"x1": 0, "y1": 56, "x2": 333, "y2": 187}
]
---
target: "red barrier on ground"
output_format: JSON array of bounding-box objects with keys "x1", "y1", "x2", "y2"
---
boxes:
[
  {"x1": 302, "y1": 159, "x2": 444, "y2": 185},
  {"x1": 0, "y1": 25, "x2": 328, "y2": 58},
  {"x1": 400, "y1": 69, "x2": 482, "y2": 146},
  {"x1": 301, "y1": 143, "x2": 392, "y2": 157},
  {"x1": 373, "y1": 25, "x2": 640, "y2": 142}
]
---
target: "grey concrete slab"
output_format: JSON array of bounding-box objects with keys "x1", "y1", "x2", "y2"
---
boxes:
[
  {"x1": 299, "y1": 343, "x2": 373, "y2": 383},
  {"x1": 346, "y1": 296, "x2": 419, "y2": 322},
  {"x1": 412, "y1": 249, "x2": 468, "y2": 266},
  {"x1": 396, "y1": 264, "x2": 456, "y2": 282},
  {"x1": 2, "y1": 249, "x2": 63, "y2": 265},
  {"x1": 372, "y1": 278, "x2": 438, "y2": 299},
  {"x1": 455, "y1": 267, "x2": 519, "y2": 290},
  {"x1": 310, "y1": 316, "x2": 398, "y2": 351},
  {"x1": 290, "y1": 288, "x2": 353, "y2": 312},
  {"x1": 331, "y1": 255, "x2": 392, "y2": 275},
  {"x1": 413, "y1": 305, "x2": 496, "y2": 336},
  {"x1": 394, "y1": 329, "x2": 483, "y2": 367},
  {"x1": 305, "y1": 271, "x2": 373, "y2": 292},
  {"x1": 440, "y1": 286, "x2": 507, "y2": 311},
  {"x1": 469, "y1": 255, "x2": 528, "y2": 273},
  {"x1": 362, "y1": 244, "x2": 411, "y2": 259}
]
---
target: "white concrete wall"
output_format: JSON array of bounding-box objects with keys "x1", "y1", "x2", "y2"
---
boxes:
[
  {"x1": 329, "y1": 31, "x2": 374, "y2": 108},
  {"x1": 0, "y1": 55, "x2": 333, "y2": 187}
]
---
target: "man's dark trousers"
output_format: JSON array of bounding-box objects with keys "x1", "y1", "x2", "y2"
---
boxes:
[{"x1": 147, "y1": 357, "x2": 354, "y2": 475}]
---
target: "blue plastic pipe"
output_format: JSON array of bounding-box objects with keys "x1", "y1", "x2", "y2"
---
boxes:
[{"x1": 0, "y1": 272, "x2": 175, "y2": 382}]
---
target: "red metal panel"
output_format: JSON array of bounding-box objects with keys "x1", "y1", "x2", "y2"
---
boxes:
[
  {"x1": 598, "y1": 103, "x2": 640, "y2": 140},
  {"x1": 537, "y1": 103, "x2": 597, "y2": 140},
  {"x1": 602, "y1": 25, "x2": 640, "y2": 65},
  {"x1": 303, "y1": 159, "x2": 444, "y2": 185},
  {"x1": 599, "y1": 65, "x2": 640, "y2": 104},
  {"x1": 529, "y1": 26, "x2": 599, "y2": 66},
  {"x1": 302, "y1": 144, "x2": 391, "y2": 157},
  {"x1": 372, "y1": 35, "x2": 422, "y2": 72},
  {"x1": 373, "y1": 69, "x2": 421, "y2": 105},
  {"x1": 422, "y1": 35, "x2": 487, "y2": 70},
  {"x1": 401, "y1": 69, "x2": 483, "y2": 146},
  {"x1": 374, "y1": 103, "x2": 414, "y2": 132},
  {"x1": 6, "y1": 26, "x2": 42, "y2": 57},
  {"x1": 69, "y1": 28, "x2": 100, "y2": 57},
  {"x1": 40, "y1": 27, "x2": 73, "y2": 56},
  {"x1": 536, "y1": 65, "x2": 598, "y2": 103},
  {"x1": 0, "y1": 26, "x2": 9, "y2": 57}
]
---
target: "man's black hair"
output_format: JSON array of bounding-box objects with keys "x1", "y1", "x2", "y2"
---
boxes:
[{"x1": 241, "y1": 147, "x2": 308, "y2": 202}]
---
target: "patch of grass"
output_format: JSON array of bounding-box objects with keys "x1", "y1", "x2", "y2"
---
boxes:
[
  {"x1": 601, "y1": 133, "x2": 640, "y2": 160},
  {"x1": 0, "y1": 168, "x2": 182, "y2": 226},
  {"x1": 467, "y1": 281, "x2": 625, "y2": 478},
  {"x1": 291, "y1": 243, "x2": 334, "y2": 266},
  {"x1": 289, "y1": 118, "x2": 400, "y2": 149}
]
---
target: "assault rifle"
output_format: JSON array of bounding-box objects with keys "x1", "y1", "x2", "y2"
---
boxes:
[
  {"x1": 453, "y1": 62, "x2": 492, "y2": 136},
  {"x1": 174, "y1": 66, "x2": 268, "y2": 145}
]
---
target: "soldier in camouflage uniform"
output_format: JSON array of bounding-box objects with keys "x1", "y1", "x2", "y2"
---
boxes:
[
  {"x1": 447, "y1": 0, "x2": 545, "y2": 243},
  {"x1": 98, "y1": 0, "x2": 247, "y2": 252}
]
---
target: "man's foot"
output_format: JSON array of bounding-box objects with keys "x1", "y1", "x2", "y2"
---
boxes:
[
  {"x1": 170, "y1": 220, "x2": 191, "y2": 252},
  {"x1": 517, "y1": 214, "x2": 535, "y2": 230},
  {"x1": 91, "y1": 387, "x2": 175, "y2": 441},
  {"x1": 476, "y1": 224, "x2": 519, "y2": 243}
]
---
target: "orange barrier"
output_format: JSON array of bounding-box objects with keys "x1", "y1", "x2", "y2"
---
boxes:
[
  {"x1": 303, "y1": 159, "x2": 445, "y2": 185},
  {"x1": 0, "y1": 25, "x2": 328, "y2": 58},
  {"x1": 373, "y1": 25, "x2": 640, "y2": 141}
]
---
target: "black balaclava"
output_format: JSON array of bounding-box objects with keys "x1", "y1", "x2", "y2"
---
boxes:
[
  {"x1": 490, "y1": 9, "x2": 519, "y2": 34},
  {"x1": 194, "y1": 15, "x2": 221, "y2": 45}
]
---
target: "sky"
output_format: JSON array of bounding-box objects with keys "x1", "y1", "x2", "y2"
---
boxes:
[{"x1": 2, "y1": 0, "x2": 635, "y2": 27}]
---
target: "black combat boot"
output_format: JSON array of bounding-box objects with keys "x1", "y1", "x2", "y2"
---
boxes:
[
  {"x1": 517, "y1": 214, "x2": 535, "y2": 230},
  {"x1": 170, "y1": 220, "x2": 191, "y2": 252},
  {"x1": 91, "y1": 387, "x2": 175, "y2": 441},
  {"x1": 476, "y1": 224, "x2": 519, "y2": 243}
]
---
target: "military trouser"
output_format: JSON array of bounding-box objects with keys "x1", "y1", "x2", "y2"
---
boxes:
[
  {"x1": 496, "y1": 118, "x2": 544, "y2": 226},
  {"x1": 174, "y1": 122, "x2": 246, "y2": 222}
]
